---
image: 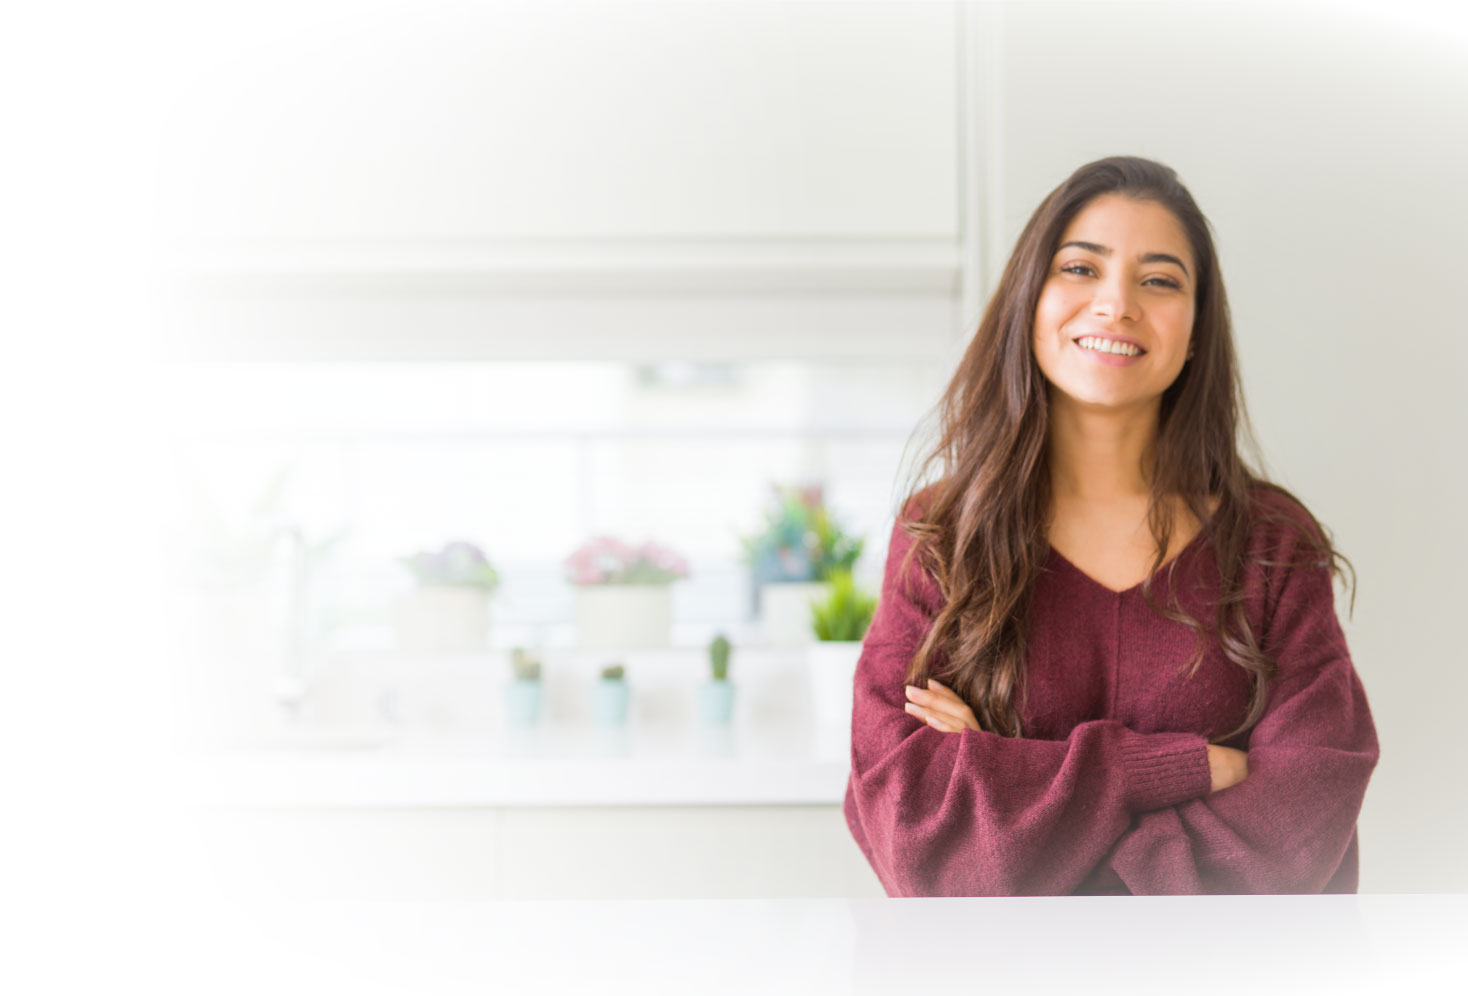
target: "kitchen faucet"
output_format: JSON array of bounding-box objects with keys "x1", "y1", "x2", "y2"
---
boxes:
[{"x1": 269, "y1": 522, "x2": 314, "y2": 722}]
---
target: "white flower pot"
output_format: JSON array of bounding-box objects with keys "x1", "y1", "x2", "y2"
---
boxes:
[
  {"x1": 392, "y1": 585, "x2": 491, "y2": 654},
  {"x1": 807, "y1": 640, "x2": 863, "y2": 733},
  {"x1": 574, "y1": 584, "x2": 673, "y2": 650},
  {"x1": 760, "y1": 581, "x2": 832, "y2": 647}
]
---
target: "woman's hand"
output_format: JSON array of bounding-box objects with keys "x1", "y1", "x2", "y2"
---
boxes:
[
  {"x1": 1206, "y1": 744, "x2": 1250, "y2": 793},
  {"x1": 904, "y1": 679, "x2": 981, "y2": 733}
]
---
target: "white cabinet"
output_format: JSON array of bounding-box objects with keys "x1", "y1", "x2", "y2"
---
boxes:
[
  {"x1": 151, "y1": 2, "x2": 967, "y2": 361},
  {"x1": 156, "y1": 2, "x2": 958, "y2": 257}
]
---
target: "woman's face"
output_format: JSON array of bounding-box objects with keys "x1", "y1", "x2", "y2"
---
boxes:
[{"x1": 1032, "y1": 194, "x2": 1197, "y2": 412}]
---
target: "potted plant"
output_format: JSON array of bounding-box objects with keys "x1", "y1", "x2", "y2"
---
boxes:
[
  {"x1": 592, "y1": 662, "x2": 631, "y2": 725},
  {"x1": 564, "y1": 536, "x2": 689, "y2": 649},
  {"x1": 392, "y1": 540, "x2": 500, "y2": 654},
  {"x1": 505, "y1": 646, "x2": 543, "y2": 725},
  {"x1": 807, "y1": 569, "x2": 879, "y2": 732},
  {"x1": 697, "y1": 633, "x2": 735, "y2": 725},
  {"x1": 739, "y1": 483, "x2": 864, "y2": 647}
]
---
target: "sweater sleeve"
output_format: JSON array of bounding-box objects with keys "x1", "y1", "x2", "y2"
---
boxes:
[
  {"x1": 845, "y1": 508, "x2": 1214, "y2": 897},
  {"x1": 1101, "y1": 538, "x2": 1381, "y2": 894}
]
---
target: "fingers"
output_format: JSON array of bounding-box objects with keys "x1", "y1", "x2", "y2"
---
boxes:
[
  {"x1": 904, "y1": 681, "x2": 974, "y2": 732},
  {"x1": 919, "y1": 678, "x2": 959, "y2": 701},
  {"x1": 905, "y1": 700, "x2": 960, "y2": 732}
]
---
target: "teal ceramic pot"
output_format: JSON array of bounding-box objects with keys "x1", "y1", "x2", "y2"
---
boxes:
[
  {"x1": 698, "y1": 679, "x2": 735, "y2": 724},
  {"x1": 592, "y1": 678, "x2": 631, "y2": 725},
  {"x1": 506, "y1": 679, "x2": 543, "y2": 725}
]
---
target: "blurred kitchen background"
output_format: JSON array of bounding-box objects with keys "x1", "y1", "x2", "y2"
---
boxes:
[{"x1": 136, "y1": 0, "x2": 1467, "y2": 899}]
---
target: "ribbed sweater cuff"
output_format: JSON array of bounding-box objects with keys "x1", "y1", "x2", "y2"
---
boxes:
[{"x1": 1118, "y1": 729, "x2": 1213, "y2": 812}]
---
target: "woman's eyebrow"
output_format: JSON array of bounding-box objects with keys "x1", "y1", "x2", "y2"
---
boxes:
[{"x1": 1057, "y1": 240, "x2": 1190, "y2": 279}]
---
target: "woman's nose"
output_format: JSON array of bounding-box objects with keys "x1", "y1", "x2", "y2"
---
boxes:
[{"x1": 1090, "y1": 278, "x2": 1138, "y2": 321}]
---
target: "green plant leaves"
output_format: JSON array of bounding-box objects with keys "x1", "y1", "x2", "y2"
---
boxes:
[{"x1": 810, "y1": 569, "x2": 878, "y2": 642}]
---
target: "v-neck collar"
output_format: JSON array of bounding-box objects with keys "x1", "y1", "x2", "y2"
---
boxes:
[{"x1": 1045, "y1": 527, "x2": 1210, "y2": 597}]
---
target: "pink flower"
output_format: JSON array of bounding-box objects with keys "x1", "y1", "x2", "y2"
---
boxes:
[{"x1": 565, "y1": 534, "x2": 690, "y2": 585}]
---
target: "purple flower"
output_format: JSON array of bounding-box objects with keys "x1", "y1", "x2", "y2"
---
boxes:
[{"x1": 399, "y1": 540, "x2": 500, "y2": 590}]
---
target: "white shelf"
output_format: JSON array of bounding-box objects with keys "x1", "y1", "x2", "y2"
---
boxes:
[{"x1": 153, "y1": 238, "x2": 962, "y2": 295}]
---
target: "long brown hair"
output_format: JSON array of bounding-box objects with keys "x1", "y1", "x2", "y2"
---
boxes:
[{"x1": 895, "y1": 155, "x2": 1355, "y2": 745}]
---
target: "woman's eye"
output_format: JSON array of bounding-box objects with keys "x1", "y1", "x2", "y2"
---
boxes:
[{"x1": 1059, "y1": 263, "x2": 1180, "y2": 290}]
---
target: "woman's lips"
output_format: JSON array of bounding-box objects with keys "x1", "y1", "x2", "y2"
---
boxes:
[{"x1": 1074, "y1": 340, "x2": 1146, "y2": 366}]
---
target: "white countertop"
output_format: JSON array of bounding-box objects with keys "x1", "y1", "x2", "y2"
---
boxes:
[
  {"x1": 174, "y1": 719, "x2": 851, "y2": 807},
  {"x1": 112, "y1": 893, "x2": 1468, "y2": 996}
]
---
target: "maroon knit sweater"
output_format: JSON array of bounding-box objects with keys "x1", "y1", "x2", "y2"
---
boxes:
[{"x1": 843, "y1": 487, "x2": 1380, "y2": 896}]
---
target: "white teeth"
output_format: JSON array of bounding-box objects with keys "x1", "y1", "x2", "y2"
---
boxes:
[{"x1": 1078, "y1": 336, "x2": 1141, "y2": 357}]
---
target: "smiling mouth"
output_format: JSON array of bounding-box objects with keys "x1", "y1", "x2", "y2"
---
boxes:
[{"x1": 1073, "y1": 336, "x2": 1147, "y2": 357}]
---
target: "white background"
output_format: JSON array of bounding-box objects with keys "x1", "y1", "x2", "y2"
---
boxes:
[{"x1": 3, "y1": 1, "x2": 1465, "y2": 946}]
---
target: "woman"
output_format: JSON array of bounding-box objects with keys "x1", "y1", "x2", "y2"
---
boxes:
[{"x1": 842, "y1": 156, "x2": 1380, "y2": 896}]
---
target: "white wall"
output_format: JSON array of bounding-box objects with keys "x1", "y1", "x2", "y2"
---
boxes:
[{"x1": 979, "y1": 0, "x2": 1468, "y2": 891}]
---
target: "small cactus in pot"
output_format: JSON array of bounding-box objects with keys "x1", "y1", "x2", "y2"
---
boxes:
[
  {"x1": 512, "y1": 647, "x2": 542, "y2": 682},
  {"x1": 505, "y1": 647, "x2": 543, "y2": 725},
  {"x1": 709, "y1": 634, "x2": 731, "y2": 681},
  {"x1": 698, "y1": 632, "x2": 736, "y2": 724},
  {"x1": 592, "y1": 661, "x2": 631, "y2": 725}
]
